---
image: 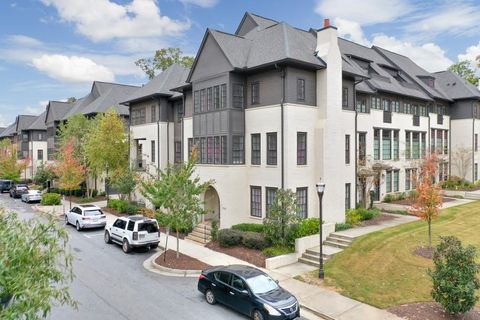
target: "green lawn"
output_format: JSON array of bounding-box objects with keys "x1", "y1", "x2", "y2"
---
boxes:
[{"x1": 323, "y1": 201, "x2": 480, "y2": 309}]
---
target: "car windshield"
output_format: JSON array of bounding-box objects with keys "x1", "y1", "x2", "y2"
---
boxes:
[
  {"x1": 246, "y1": 274, "x2": 279, "y2": 294},
  {"x1": 84, "y1": 210, "x2": 102, "y2": 216},
  {"x1": 138, "y1": 222, "x2": 158, "y2": 233}
]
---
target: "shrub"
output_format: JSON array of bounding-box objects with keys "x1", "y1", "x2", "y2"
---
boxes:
[
  {"x1": 231, "y1": 223, "x2": 264, "y2": 233},
  {"x1": 359, "y1": 208, "x2": 380, "y2": 220},
  {"x1": 293, "y1": 218, "x2": 320, "y2": 238},
  {"x1": 408, "y1": 190, "x2": 419, "y2": 201},
  {"x1": 218, "y1": 229, "x2": 243, "y2": 247},
  {"x1": 242, "y1": 231, "x2": 270, "y2": 250},
  {"x1": 263, "y1": 189, "x2": 299, "y2": 247},
  {"x1": 262, "y1": 246, "x2": 294, "y2": 258},
  {"x1": 335, "y1": 223, "x2": 353, "y2": 232},
  {"x1": 429, "y1": 236, "x2": 480, "y2": 314},
  {"x1": 346, "y1": 208, "x2": 362, "y2": 225},
  {"x1": 41, "y1": 193, "x2": 61, "y2": 206},
  {"x1": 125, "y1": 203, "x2": 139, "y2": 215},
  {"x1": 210, "y1": 219, "x2": 219, "y2": 241},
  {"x1": 137, "y1": 208, "x2": 156, "y2": 218},
  {"x1": 91, "y1": 189, "x2": 98, "y2": 198},
  {"x1": 395, "y1": 192, "x2": 406, "y2": 201},
  {"x1": 383, "y1": 194, "x2": 394, "y2": 203},
  {"x1": 107, "y1": 199, "x2": 129, "y2": 213}
]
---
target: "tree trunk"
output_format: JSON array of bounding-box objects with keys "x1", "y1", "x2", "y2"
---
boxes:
[
  {"x1": 69, "y1": 189, "x2": 72, "y2": 209},
  {"x1": 164, "y1": 227, "x2": 169, "y2": 262},
  {"x1": 176, "y1": 230, "x2": 180, "y2": 259},
  {"x1": 428, "y1": 218, "x2": 432, "y2": 248}
]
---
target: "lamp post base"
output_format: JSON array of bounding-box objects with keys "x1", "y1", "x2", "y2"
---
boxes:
[{"x1": 318, "y1": 268, "x2": 324, "y2": 279}]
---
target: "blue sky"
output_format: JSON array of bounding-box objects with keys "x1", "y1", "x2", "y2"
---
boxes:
[{"x1": 0, "y1": 0, "x2": 479, "y2": 127}]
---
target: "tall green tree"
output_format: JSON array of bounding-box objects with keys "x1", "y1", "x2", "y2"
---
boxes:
[
  {"x1": 448, "y1": 60, "x2": 479, "y2": 86},
  {"x1": 135, "y1": 47, "x2": 194, "y2": 79},
  {"x1": 111, "y1": 166, "x2": 138, "y2": 202},
  {"x1": 85, "y1": 109, "x2": 129, "y2": 198},
  {"x1": 141, "y1": 150, "x2": 212, "y2": 258},
  {"x1": 0, "y1": 211, "x2": 76, "y2": 319}
]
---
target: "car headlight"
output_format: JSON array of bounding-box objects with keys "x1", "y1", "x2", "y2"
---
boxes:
[{"x1": 263, "y1": 303, "x2": 281, "y2": 316}]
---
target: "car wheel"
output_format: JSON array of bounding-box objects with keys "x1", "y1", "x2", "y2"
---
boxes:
[
  {"x1": 150, "y1": 243, "x2": 159, "y2": 249},
  {"x1": 205, "y1": 289, "x2": 216, "y2": 305},
  {"x1": 76, "y1": 221, "x2": 81, "y2": 231},
  {"x1": 122, "y1": 239, "x2": 131, "y2": 253},
  {"x1": 65, "y1": 215, "x2": 69, "y2": 225},
  {"x1": 252, "y1": 310, "x2": 264, "y2": 320},
  {"x1": 104, "y1": 231, "x2": 112, "y2": 244}
]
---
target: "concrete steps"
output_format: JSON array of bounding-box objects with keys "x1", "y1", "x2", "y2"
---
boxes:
[
  {"x1": 185, "y1": 222, "x2": 212, "y2": 245},
  {"x1": 298, "y1": 232, "x2": 356, "y2": 268}
]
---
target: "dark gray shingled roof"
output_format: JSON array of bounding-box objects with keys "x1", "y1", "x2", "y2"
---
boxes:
[
  {"x1": 15, "y1": 115, "x2": 37, "y2": 133},
  {"x1": 374, "y1": 46, "x2": 452, "y2": 101},
  {"x1": 26, "y1": 111, "x2": 47, "y2": 131},
  {"x1": 0, "y1": 123, "x2": 15, "y2": 138},
  {"x1": 338, "y1": 38, "x2": 432, "y2": 101},
  {"x1": 434, "y1": 70, "x2": 480, "y2": 100},
  {"x1": 122, "y1": 64, "x2": 190, "y2": 104},
  {"x1": 46, "y1": 101, "x2": 72, "y2": 122},
  {"x1": 62, "y1": 81, "x2": 140, "y2": 120}
]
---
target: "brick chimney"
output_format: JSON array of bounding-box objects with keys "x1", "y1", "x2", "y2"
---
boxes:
[{"x1": 323, "y1": 18, "x2": 330, "y2": 28}]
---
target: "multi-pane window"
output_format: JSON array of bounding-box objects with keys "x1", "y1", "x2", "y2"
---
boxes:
[
  {"x1": 251, "y1": 133, "x2": 261, "y2": 165},
  {"x1": 177, "y1": 106, "x2": 183, "y2": 123},
  {"x1": 131, "y1": 107, "x2": 146, "y2": 125},
  {"x1": 419, "y1": 105, "x2": 428, "y2": 117},
  {"x1": 38, "y1": 133, "x2": 43, "y2": 140},
  {"x1": 296, "y1": 188, "x2": 308, "y2": 218},
  {"x1": 436, "y1": 130, "x2": 443, "y2": 153},
  {"x1": 431, "y1": 129, "x2": 435, "y2": 153},
  {"x1": 405, "y1": 169, "x2": 411, "y2": 190},
  {"x1": 214, "y1": 86, "x2": 220, "y2": 109},
  {"x1": 151, "y1": 105, "x2": 156, "y2": 122},
  {"x1": 194, "y1": 91, "x2": 200, "y2": 113},
  {"x1": 297, "y1": 132, "x2": 307, "y2": 165},
  {"x1": 412, "y1": 132, "x2": 420, "y2": 159},
  {"x1": 267, "y1": 133, "x2": 277, "y2": 165},
  {"x1": 266, "y1": 187, "x2": 278, "y2": 216},
  {"x1": 371, "y1": 96, "x2": 382, "y2": 109},
  {"x1": 251, "y1": 82, "x2": 260, "y2": 105},
  {"x1": 200, "y1": 89, "x2": 206, "y2": 112},
  {"x1": 444, "y1": 131, "x2": 448, "y2": 154},
  {"x1": 22, "y1": 133, "x2": 28, "y2": 142},
  {"x1": 345, "y1": 134, "x2": 350, "y2": 164},
  {"x1": 220, "y1": 84, "x2": 227, "y2": 108},
  {"x1": 358, "y1": 132, "x2": 366, "y2": 161},
  {"x1": 297, "y1": 78, "x2": 305, "y2": 101},
  {"x1": 374, "y1": 129, "x2": 380, "y2": 160},
  {"x1": 265, "y1": 187, "x2": 278, "y2": 216},
  {"x1": 386, "y1": 170, "x2": 392, "y2": 193},
  {"x1": 393, "y1": 131, "x2": 399, "y2": 160},
  {"x1": 405, "y1": 103, "x2": 411, "y2": 114},
  {"x1": 250, "y1": 186, "x2": 262, "y2": 217},
  {"x1": 214, "y1": 137, "x2": 221, "y2": 164},
  {"x1": 382, "y1": 129, "x2": 391, "y2": 160},
  {"x1": 232, "y1": 83, "x2": 244, "y2": 108},
  {"x1": 37, "y1": 149, "x2": 43, "y2": 161},
  {"x1": 392, "y1": 100, "x2": 400, "y2": 113},
  {"x1": 405, "y1": 131, "x2": 411, "y2": 159},
  {"x1": 356, "y1": 97, "x2": 367, "y2": 113},
  {"x1": 200, "y1": 137, "x2": 207, "y2": 163},
  {"x1": 175, "y1": 142, "x2": 181, "y2": 163},
  {"x1": 207, "y1": 87, "x2": 213, "y2": 111},
  {"x1": 221, "y1": 136, "x2": 227, "y2": 164},
  {"x1": 383, "y1": 99, "x2": 391, "y2": 112},
  {"x1": 151, "y1": 140, "x2": 156, "y2": 163},
  {"x1": 421, "y1": 132, "x2": 427, "y2": 158},
  {"x1": 232, "y1": 136, "x2": 244, "y2": 164},
  {"x1": 394, "y1": 170, "x2": 399, "y2": 192},
  {"x1": 342, "y1": 88, "x2": 348, "y2": 108},
  {"x1": 345, "y1": 184, "x2": 351, "y2": 210},
  {"x1": 207, "y1": 137, "x2": 214, "y2": 164}
]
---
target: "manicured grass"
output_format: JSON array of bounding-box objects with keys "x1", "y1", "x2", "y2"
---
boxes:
[{"x1": 323, "y1": 201, "x2": 480, "y2": 309}]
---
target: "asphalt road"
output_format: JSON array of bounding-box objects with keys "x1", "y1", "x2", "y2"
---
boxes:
[{"x1": 0, "y1": 194, "x2": 314, "y2": 320}]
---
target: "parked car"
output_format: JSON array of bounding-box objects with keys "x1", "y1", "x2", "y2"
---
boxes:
[
  {"x1": 21, "y1": 189, "x2": 42, "y2": 203},
  {"x1": 104, "y1": 215, "x2": 160, "y2": 253},
  {"x1": 0, "y1": 180, "x2": 13, "y2": 193},
  {"x1": 198, "y1": 265, "x2": 300, "y2": 320},
  {"x1": 9, "y1": 184, "x2": 28, "y2": 198},
  {"x1": 65, "y1": 204, "x2": 107, "y2": 231}
]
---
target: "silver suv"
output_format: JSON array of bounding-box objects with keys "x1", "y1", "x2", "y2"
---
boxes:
[
  {"x1": 104, "y1": 216, "x2": 160, "y2": 253},
  {"x1": 65, "y1": 204, "x2": 107, "y2": 231}
]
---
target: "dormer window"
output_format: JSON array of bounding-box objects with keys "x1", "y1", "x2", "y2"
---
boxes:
[{"x1": 418, "y1": 76, "x2": 435, "y2": 88}]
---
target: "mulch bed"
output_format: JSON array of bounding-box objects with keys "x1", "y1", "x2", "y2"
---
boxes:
[
  {"x1": 205, "y1": 241, "x2": 266, "y2": 268},
  {"x1": 360, "y1": 213, "x2": 397, "y2": 226},
  {"x1": 388, "y1": 302, "x2": 480, "y2": 320},
  {"x1": 391, "y1": 197, "x2": 455, "y2": 206},
  {"x1": 155, "y1": 249, "x2": 211, "y2": 270},
  {"x1": 413, "y1": 246, "x2": 434, "y2": 259}
]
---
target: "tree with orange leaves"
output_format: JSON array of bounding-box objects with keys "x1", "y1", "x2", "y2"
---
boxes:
[
  {"x1": 54, "y1": 139, "x2": 85, "y2": 209},
  {"x1": 0, "y1": 139, "x2": 29, "y2": 182},
  {"x1": 409, "y1": 153, "x2": 443, "y2": 247}
]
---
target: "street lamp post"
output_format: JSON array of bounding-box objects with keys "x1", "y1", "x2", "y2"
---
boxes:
[{"x1": 316, "y1": 182, "x2": 326, "y2": 279}]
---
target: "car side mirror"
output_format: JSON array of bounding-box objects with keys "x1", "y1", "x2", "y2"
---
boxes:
[{"x1": 240, "y1": 290, "x2": 249, "y2": 296}]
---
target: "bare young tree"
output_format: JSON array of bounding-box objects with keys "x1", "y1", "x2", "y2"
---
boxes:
[{"x1": 452, "y1": 147, "x2": 472, "y2": 180}]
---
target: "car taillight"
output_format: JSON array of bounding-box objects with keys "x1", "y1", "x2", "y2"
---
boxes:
[
  {"x1": 199, "y1": 274, "x2": 206, "y2": 280},
  {"x1": 133, "y1": 232, "x2": 138, "y2": 240},
  {"x1": 158, "y1": 230, "x2": 161, "y2": 237}
]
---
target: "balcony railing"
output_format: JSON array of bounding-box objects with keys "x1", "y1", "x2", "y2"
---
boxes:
[
  {"x1": 413, "y1": 115, "x2": 420, "y2": 126},
  {"x1": 437, "y1": 114, "x2": 443, "y2": 125},
  {"x1": 383, "y1": 110, "x2": 392, "y2": 123}
]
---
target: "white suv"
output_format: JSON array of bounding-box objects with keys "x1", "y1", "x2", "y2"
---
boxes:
[
  {"x1": 65, "y1": 204, "x2": 107, "y2": 231},
  {"x1": 104, "y1": 216, "x2": 160, "y2": 253}
]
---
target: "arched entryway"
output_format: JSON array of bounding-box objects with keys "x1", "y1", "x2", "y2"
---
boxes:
[{"x1": 203, "y1": 186, "x2": 220, "y2": 223}]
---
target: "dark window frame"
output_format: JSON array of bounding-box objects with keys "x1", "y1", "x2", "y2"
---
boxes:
[
  {"x1": 265, "y1": 187, "x2": 277, "y2": 216},
  {"x1": 250, "y1": 186, "x2": 262, "y2": 218},
  {"x1": 342, "y1": 87, "x2": 348, "y2": 108},
  {"x1": 251, "y1": 81, "x2": 260, "y2": 105},
  {"x1": 266, "y1": 132, "x2": 277, "y2": 165},
  {"x1": 345, "y1": 134, "x2": 350, "y2": 164},
  {"x1": 251, "y1": 133, "x2": 261, "y2": 165},
  {"x1": 345, "y1": 183, "x2": 351, "y2": 210},
  {"x1": 297, "y1": 132, "x2": 307, "y2": 165},
  {"x1": 296, "y1": 187, "x2": 308, "y2": 218},
  {"x1": 232, "y1": 136, "x2": 245, "y2": 164},
  {"x1": 151, "y1": 140, "x2": 156, "y2": 163},
  {"x1": 297, "y1": 78, "x2": 305, "y2": 101}
]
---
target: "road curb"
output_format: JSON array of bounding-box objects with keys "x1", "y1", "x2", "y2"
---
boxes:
[
  {"x1": 299, "y1": 303, "x2": 334, "y2": 320},
  {"x1": 144, "y1": 251, "x2": 202, "y2": 278}
]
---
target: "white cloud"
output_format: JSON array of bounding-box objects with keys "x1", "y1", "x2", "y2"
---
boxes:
[
  {"x1": 0, "y1": 114, "x2": 9, "y2": 127},
  {"x1": 334, "y1": 18, "x2": 370, "y2": 46},
  {"x1": 8, "y1": 35, "x2": 43, "y2": 47},
  {"x1": 315, "y1": 0, "x2": 412, "y2": 25},
  {"x1": 372, "y1": 35, "x2": 453, "y2": 72},
  {"x1": 458, "y1": 41, "x2": 480, "y2": 62},
  {"x1": 40, "y1": 0, "x2": 190, "y2": 42},
  {"x1": 179, "y1": 0, "x2": 218, "y2": 7},
  {"x1": 32, "y1": 54, "x2": 115, "y2": 83}
]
